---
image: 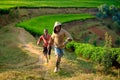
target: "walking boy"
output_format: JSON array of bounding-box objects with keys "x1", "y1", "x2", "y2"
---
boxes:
[
  {"x1": 37, "y1": 29, "x2": 51, "y2": 64},
  {"x1": 49, "y1": 21, "x2": 72, "y2": 72}
]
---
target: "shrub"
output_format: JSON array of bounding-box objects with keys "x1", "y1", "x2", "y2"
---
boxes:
[
  {"x1": 112, "y1": 21, "x2": 120, "y2": 32},
  {"x1": 0, "y1": 9, "x2": 10, "y2": 15},
  {"x1": 102, "y1": 50, "x2": 112, "y2": 74},
  {"x1": 90, "y1": 47, "x2": 105, "y2": 64},
  {"x1": 115, "y1": 38, "x2": 120, "y2": 47},
  {"x1": 117, "y1": 55, "x2": 120, "y2": 64},
  {"x1": 112, "y1": 16, "x2": 118, "y2": 21},
  {"x1": 66, "y1": 39, "x2": 120, "y2": 69},
  {"x1": 109, "y1": 5, "x2": 117, "y2": 16},
  {"x1": 97, "y1": 4, "x2": 109, "y2": 18},
  {"x1": 65, "y1": 41, "x2": 75, "y2": 51},
  {"x1": 116, "y1": 12, "x2": 120, "y2": 19},
  {"x1": 111, "y1": 48, "x2": 120, "y2": 65},
  {"x1": 96, "y1": 4, "x2": 120, "y2": 33}
]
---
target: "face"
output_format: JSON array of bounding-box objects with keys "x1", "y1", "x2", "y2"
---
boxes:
[
  {"x1": 44, "y1": 29, "x2": 48, "y2": 35},
  {"x1": 55, "y1": 25, "x2": 61, "y2": 32}
]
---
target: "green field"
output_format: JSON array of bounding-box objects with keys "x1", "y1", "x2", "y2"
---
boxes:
[
  {"x1": 0, "y1": 0, "x2": 120, "y2": 9},
  {"x1": 16, "y1": 14, "x2": 95, "y2": 35}
]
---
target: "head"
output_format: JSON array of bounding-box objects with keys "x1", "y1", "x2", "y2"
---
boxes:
[
  {"x1": 44, "y1": 29, "x2": 48, "y2": 35},
  {"x1": 54, "y1": 21, "x2": 62, "y2": 33}
]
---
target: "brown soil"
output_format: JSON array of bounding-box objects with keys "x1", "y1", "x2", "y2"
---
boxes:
[{"x1": 88, "y1": 26, "x2": 106, "y2": 39}]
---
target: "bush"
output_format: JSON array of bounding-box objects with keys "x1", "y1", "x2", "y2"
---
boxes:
[
  {"x1": 65, "y1": 41, "x2": 75, "y2": 51},
  {"x1": 117, "y1": 55, "x2": 120, "y2": 64},
  {"x1": 116, "y1": 12, "x2": 120, "y2": 19},
  {"x1": 112, "y1": 21, "x2": 120, "y2": 32},
  {"x1": 96, "y1": 12, "x2": 102, "y2": 18},
  {"x1": 66, "y1": 41, "x2": 120, "y2": 68},
  {"x1": 109, "y1": 5, "x2": 117, "y2": 16},
  {"x1": 97, "y1": 4, "x2": 109, "y2": 18},
  {"x1": 112, "y1": 16, "x2": 118, "y2": 21},
  {"x1": 117, "y1": 20, "x2": 120, "y2": 25},
  {"x1": 115, "y1": 38, "x2": 120, "y2": 47},
  {"x1": 0, "y1": 9, "x2": 10, "y2": 15},
  {"x1": 96, "y1": 4, "x2": 120, "y2": 32},
  {"x1": 90, "y1": 47, "x2": 105, "y2": 64}
]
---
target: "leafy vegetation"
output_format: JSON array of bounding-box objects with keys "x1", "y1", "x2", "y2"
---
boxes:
[
  {"x1": 102, "y1": 32, "x2": 112, "y2": 74},
  {"x1": 66, "y1": 40, "x2": 120, "y2": 69},
  {"x1": 16, "y1": 14, "x2": 95, "y2": 36},
  {"x1": 96, "y1": 4, "x2": 120, "y2": 33}
]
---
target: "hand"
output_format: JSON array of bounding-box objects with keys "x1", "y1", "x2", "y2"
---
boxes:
[
  {"x1": 67, "y1": 38, "x2": 72, "y2": 42},
  {"x1": 66, "y1": 38, "x2": 72, "y2": 42},
  {"x1": 47, "y1": 45, "x2": 50, "y2": 49},
  {"x1": 37, "y1": 42, "x2": 39, "y2": 45},
  {"x1": 63, "y1": 41, "x2": 67, "y2": 46}
]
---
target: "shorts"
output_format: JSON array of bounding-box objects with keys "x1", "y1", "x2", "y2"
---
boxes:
[
  {"x1": 54, "y1": 47, "x2": 64, "y2": 57},
  {"x1": 43, "y1": 47, "x2": 48, "y2": 55},
  {"x1": 43, "y1": 46, "x2": 51, "y2": 55},
  {"x1": 47, "y1": 46, "x2": 51, "y2": 55}
]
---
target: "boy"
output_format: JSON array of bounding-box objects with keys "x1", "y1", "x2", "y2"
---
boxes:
[
  {"x1": 49, "y1": 21, "x2": 72, "y2": 72},
  {"x1": 37, "y1": 29, "x2": 51, "y2": 64}
]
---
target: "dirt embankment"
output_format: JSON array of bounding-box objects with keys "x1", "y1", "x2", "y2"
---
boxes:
[{"x1": 0, "y1": 7, "x2": 97, "y2": 27}]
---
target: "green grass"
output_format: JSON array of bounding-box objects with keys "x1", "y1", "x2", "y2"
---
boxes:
[
  {"x1": 16, "y1": 14, "x2": 95, "y2": 35},
  {"x1": 0, "y1": 0, "x2": 119, "y2": 9}
]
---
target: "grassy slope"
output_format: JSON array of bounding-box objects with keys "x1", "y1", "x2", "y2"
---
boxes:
[
  {"x1": 0, "y1": 0, "x2": 120, "y2": 9},
  {"x1": 0, "y1": 23, "x2": 41, "y2": 79},
  {"x1": 0, "y1": 23, "x2": 37, "y2": 63}
]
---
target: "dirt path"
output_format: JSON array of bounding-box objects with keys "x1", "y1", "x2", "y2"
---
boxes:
[
  {"x1": 15, "y1": 22, "x2": 49, "y2": 79},
  {"x1": 23, "y1": 43, "x2": 49, "y2": 78}
]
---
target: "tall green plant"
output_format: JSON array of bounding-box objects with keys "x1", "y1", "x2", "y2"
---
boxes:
[{"x1": 102, "y1": 32, "x2": 112, "y2": 74}]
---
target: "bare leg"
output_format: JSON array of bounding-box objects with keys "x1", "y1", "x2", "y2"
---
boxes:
[
  {"x1": 55, "y1": 55, "x2": 61, "y2": 72},
  {"x1": 47, "y1": 46, "x2": 51, "y2": 59},
  {"x1": 44, "y1": 54, "x2": 48, "y2": 63}
]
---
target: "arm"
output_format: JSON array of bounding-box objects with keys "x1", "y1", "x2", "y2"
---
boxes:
[
  {"x1": 48, "y1": 34, "x2": 54, "y2": 47},
  {"x1": 61, "y1": 29, "x2": 73, "y2": 46},
  {"x1": 48, "y1": 37, "x2": 54, "y2": 46},
  {"x1": 37, "y1": 36, "x2": 42, "y2": 45},
  {"x1": 64, "y1": 29, "x2": 73, "y2": 42}
]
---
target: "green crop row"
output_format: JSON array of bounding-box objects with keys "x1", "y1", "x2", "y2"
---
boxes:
[
  {"x1": 66, "y1": 41, "x2": 120, "y2": 66},
  {"x1": 16, "y1": 14, "x2": 95, "y2": 36},
  {"x1": 0, "y1": 0, "x2": 119, "y2": 9}
]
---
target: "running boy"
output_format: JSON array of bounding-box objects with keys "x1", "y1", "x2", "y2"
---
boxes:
[
  {"x1": 49, "y1": 21, "x2": 72, "y2": 72},
  {"x1": 37, "y1": 29, "x2": 51, "y2": 63}
]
